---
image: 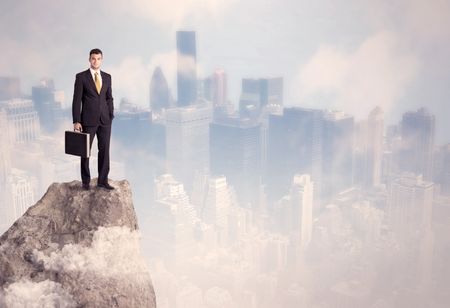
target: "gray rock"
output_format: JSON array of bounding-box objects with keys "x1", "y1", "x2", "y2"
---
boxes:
[{"x1": 0, "y1": 179, "x2": 157, "y2": 308}]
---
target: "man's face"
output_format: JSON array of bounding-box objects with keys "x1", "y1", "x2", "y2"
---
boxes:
[{"x1": 89, "y1": 53, "x2": 102, "y2": 70}]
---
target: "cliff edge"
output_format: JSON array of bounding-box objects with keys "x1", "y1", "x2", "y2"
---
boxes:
[{"x1": 0, "y1": 179, "x2": 156, "y2": 307}]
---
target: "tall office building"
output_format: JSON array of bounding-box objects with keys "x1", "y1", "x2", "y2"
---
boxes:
[
  {"x1": 290, "y1": 174, "x2": 314, "y2": 250},
  {"x1": 199, "y1": 70, "x2": 233, "y2": 120},
  {"x1": 0, "y1": 109, "x2": 11, "y2": 232},
  {"x1": 239, "y1": 77, "x2": 283, "y2": 118},
  {"x1": 176, "y1": 31, "x2": 197, "y2": 106},
  {"x1": 210, "y1": 118, "x2": 262, "y2": 208},
  {"x1": 149, "y1": 174, "x2": 199, "y2": 265},
  {"x1": 32, "y1": 78, "x2": 63, "y2": 133},
  {"x1": 321, "y1": 110, "x2": 354, "y2": 199},
  {"x1": 165, "y1": 103, "x2": 212, "y2": 190},
  {"x1": 267, "y1": 107, "x2": 323, "y2": 203},
  {"x1": 210, "y1": 69, "x2": 227, "y2": 107},
  {"x1": 0, "y1": 99, "x2": 40, "y2": 143},
  {"x1": 364, "y1": 107, "x2": 384, "y2": 188},
  {"x1": 9, "y1": 168, "x2": 36, "y2": 222},
  {"x1": 434, "y1": 144, "x2": 450, "y2": 196},
  {"x1": 0, "y1": 109, "x2": 10, "y2": 180},
  {"x1": 387, "y1": 173, "x2": 433, "y2": 237},
  {"x1": 202, "y1": 176, "x2": 233, "y2": 245},
  {"x1": 0, "y1": 77, "x2": 21, "y2": 100},
  {"x1": 400, "y1": 108, "x2": 435, "y2": 181},
  {"x1": 150, "y1": 66, "x2": 172, "y2": 112},
  {"x1": 113, "y1": 104, "x2": 152, "y2": 150}
]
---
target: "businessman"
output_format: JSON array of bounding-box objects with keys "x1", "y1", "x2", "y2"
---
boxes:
[{"x1": 72, "y1": 48, "x2": 115, "y2": 190}]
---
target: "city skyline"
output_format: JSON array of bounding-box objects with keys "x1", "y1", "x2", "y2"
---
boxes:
[
  {"x1": 1, "y1": 0, "x2": 450, "y2": 142},
  {"x1": 1, "y1": 1, "x2": 450, "y2": 307}
]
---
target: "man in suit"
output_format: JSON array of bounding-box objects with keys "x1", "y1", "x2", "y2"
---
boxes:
[{"x1": 72, "y1": 48, "x2": 115, "y2": 190}]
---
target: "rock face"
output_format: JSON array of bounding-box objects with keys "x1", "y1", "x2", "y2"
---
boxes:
[{"x1": 0, "y1": 179, "x2": 156, "y2": 308}]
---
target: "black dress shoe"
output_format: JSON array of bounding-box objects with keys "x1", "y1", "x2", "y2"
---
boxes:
[
  {"x1": 82, "y1": 183, "x2": 90, "y2": 190},
  {"x1": 97, "y1": 182, "x2": 115, "y2": 190}
]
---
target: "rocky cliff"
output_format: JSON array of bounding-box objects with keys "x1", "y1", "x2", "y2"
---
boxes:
[{"x1": 0, "y1": 179, "x2": 156, "y2": 307}]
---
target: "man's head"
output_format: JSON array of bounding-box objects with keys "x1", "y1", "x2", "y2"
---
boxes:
[{"x1": 89, "y1": 48, "x2": 103, "y2": 70}]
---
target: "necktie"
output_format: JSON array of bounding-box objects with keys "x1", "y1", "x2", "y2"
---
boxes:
[{"x1": 94, "y1": 72, "x2": 101, "y2": 94}]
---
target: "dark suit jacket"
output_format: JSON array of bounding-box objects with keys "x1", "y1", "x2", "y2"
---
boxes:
[{"x1": 72, "y1": 69, "x2": 114, "y2": 126}]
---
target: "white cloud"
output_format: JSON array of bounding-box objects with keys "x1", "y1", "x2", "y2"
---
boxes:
[
  {"x1": 108, "y1": 49, "x2": 208, "y2": 106},
  {"x1": 103, "y1": 0, "x2": 237, "y2": 28},
  {"x1": 0, "y1": 279, "x2": 75, "y2": 308},
  {"x1": 33, "y1": 226, "x2": 149, "y2": 278},
  {"x1": 295, "y1": 31, "x2": 419, "y2": 118}
]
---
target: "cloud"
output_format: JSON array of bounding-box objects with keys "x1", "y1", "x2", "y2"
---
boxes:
[
  {"x1": 108, "y1": 49, "x2": 208, "y2": 106},
  {"x1": 103, "y1": 0, "x2": 237, "y2": 28},
  {"x1": 0, "y1": 37, "x2": 51, "y2": 80},
  {"x1": 107, "y1": 51, "x2": 176, "y2": 106},
  {"x1": 0, "y1": 279, "x2": 75, "y2": 308},
  {"x1": 33, "y1": 226, "x2": 149, "y2": 277},
  {"x1": 295, "y1": 31, "x2": 419, "y2": 118}
]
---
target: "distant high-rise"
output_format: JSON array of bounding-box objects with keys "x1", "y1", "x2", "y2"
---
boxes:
[
  {"x1": 400, "y1": 108, "x2": 435, "y2": 181},
  {"x1": 365, "y1": 107, "x2": 384, "y2": 188},
  {"x1": 211, "y1": 69, "x2": 227, "y2": 107},
  {"x1": 0, "y1": 109, "x2": 11, "y2": 232},
  {"x1": 0, "y1": 99, "x2": 40, "y2": 143},
  {"x1": 0, "y1": 77, "x2": 21, "y2": 100},
  {"x1": 388, "y1": 173, "x2": 433, "y2": 237},
  {"x1": 322, "y1": 111, "x2": 354, "y2": 199},
  {"x1": 32, "y1": 78, "x2": 63, "y2": 133},
  {"x1": 434, "y1": 144, "x2": 450, "y2": 196},
  {"x1": 239, "y1": 77, "x2": 283, "y2": 118},
  {"x1": 113, "y1": 102, "x2": 152, "y2": 150},
  {"x1": 149, "y1": 66, "x2": 171, "y2": 112},
  {"x1": 202, "y1": 176, "x2": 233, "y2": 244},
  {"x1": 210, "y1": 118, "x2": 262, "y2": 208},
  {"x1": 149, "y1": 174, "x2": 199, "y2": 265},
  {"x1": 267, "y1": 108, "x2": 323, "y2": 203},
  {"x1": 176, "y1": 31, "x2": 197, "y2": 106},
  {"x1": 290, "y1": 174, "x2": 314, "y2": 250},
  {"x1": 166, "y1": 103, "x2": 212, "y2": 190},
  {"x1": 9, "y1": 168, "x2": 36, "y2": 222}
]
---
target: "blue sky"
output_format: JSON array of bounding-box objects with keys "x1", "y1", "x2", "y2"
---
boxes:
[{"x1": 1, "y1": 0, "x2": 449, "y2": 142}]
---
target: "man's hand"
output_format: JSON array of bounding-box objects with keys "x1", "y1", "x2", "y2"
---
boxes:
[{"x1": 74, "y1": 122, "x2": 82, "y2": 132}]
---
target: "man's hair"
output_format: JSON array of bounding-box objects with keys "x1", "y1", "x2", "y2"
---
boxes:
[{"x1": 89, "y1": 48, "x2": 103, "y2": 57}]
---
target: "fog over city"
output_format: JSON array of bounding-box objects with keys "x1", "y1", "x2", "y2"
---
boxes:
[{"x1": 1, "y1": 0, "x2": 450, "y2": 307}]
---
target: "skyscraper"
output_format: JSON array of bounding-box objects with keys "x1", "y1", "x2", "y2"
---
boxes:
[
  {"x1": 211, "y1": 69, "x2": 227, "y2": 107},
  {"x1": 149, "y1": 174, "x2": 199, "y2": 265},
  {"x1": 388, "y1": 173, "x2": 433, "y2": 237},
  {"x1": 290, "y1": 174, "x2": 314, "y2": 250},
  {"x1": 434, "y1": 144, "x2": 450, "y2": 196},
  {"x1": 165, "y1": 103, "x2": 212, "y2": 190},
  {"x1": 400, "y1": 108, "x2": 435, "y2": 181},
  {"x1": 321, "y1": 110, "x2": 354, "y2": 199},
  {"x1": 0, "y1": 109, "x2": 11, "y2": 232},
  {"x1": 202, "y1": 176, "x2": 233, "y2": 245},
  {"x1": 267, "y1": 107, "x2": 323, "y2": 203},
  {"x1": 0, "y1": 77, "x2": 21, "y2": 100},
  {"x1": 176, "y1": 31, "x2": 197, "y2": 106},
  {"x1": 239, "y1": 77, "x2": 283, "y2": 119},
  {"x1": 210, "y1": 118, "x2": 262, "y2": 208},
  {"x1": 0, "y1": 99, "x2": 40, "y2": 143},
  {"x1": 365, "y1": 107, "x2": 384, "y2": 188},
  {"x1": 31, "y1": 78, "x2": 63, "y2": 133},
  {"x1": 150, "y1": 66, "x2": 172, "y2": 112}
]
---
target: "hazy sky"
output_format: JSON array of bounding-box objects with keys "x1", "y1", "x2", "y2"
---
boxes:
[{"x1": 1, "y1": 0, "x2": 449, "y2": 141}]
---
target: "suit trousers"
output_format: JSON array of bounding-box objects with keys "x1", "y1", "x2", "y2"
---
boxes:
[{"x1": 81, "y1": 124, "x2": 111, "y2": 185}]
